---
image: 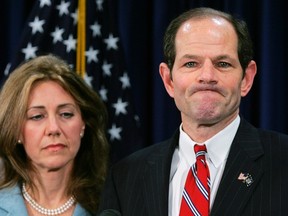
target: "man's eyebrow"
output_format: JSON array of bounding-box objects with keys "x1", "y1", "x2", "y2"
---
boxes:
[
  {"x1": 214, "y1": 54, "x2": 237, "y2": 61},
  {"x1": 181, "y1": 54, "x2": 199, "y2": 59}
]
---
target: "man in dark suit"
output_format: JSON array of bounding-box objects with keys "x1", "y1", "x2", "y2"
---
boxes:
[{"x1": 97, "y1": 7, "x2": 288, "y2": 216}]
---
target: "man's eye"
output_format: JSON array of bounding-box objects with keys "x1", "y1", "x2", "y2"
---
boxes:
[
  {"x1": 185, "y1": 62, "x2": 197, "y2": 68},
  {"x1": 217, "y1": 62, "x2": 231, "y2": 68}
]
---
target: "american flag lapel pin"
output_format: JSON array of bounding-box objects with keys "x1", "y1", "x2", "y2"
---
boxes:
[{"x1": 238, "y1": 172, "x2": 254, "y2": 187}]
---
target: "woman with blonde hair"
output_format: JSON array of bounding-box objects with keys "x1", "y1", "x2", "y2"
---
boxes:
[{"x1": 0, "y1": 54, "x2": 109, "y2": 215}]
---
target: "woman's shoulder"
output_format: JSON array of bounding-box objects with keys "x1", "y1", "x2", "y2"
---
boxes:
[
  {"x1": 0, "y1": 183, "x2": 21, "y2": 199},
  {"x1": 0, "y1": 184, "x2": 28, "y2": 215},
  {"x1": 73, "y1": 203, "x2": 93, "y2": 216}
]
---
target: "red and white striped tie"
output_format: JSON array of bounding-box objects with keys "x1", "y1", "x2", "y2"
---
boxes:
[{"x1": 179, "y1": 144, "x2": 210, "y2": 216}]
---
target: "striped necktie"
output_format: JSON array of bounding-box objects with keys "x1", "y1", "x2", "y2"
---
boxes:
[{"x1": 179, "y1": 144, "x2": 210, "y2": 216}]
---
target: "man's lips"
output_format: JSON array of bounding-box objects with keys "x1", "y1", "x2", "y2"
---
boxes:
[{"x1": 188, "y1": 85, "x2": 226, "y2": 96}]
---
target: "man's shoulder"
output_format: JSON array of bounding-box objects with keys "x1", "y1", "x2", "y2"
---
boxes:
[
  {"x1": 112, "y1": 130, "x2": 179, "y2": 169},
  {"x1": 117, "y1": 139, "x2": 170, "y2": 164},
  {"x1": 240, "y1": 117, "x2": 288, "y2": 143},
  {"x1": 258, "y1": 128, "x2": 288, "y2": 143}
]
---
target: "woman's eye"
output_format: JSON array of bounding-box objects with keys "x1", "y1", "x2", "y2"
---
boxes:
[
  {"x1": 61, "y1": 112, "x2": 74, "y2": 119},
  {"x1": 29, "y1": 114, "x2": 44, "y2": 121}
]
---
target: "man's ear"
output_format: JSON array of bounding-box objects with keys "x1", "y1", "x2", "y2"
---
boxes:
[
  {"x1": 241, "y1": 60, "x2": 257, "y2": 97},
  {"x1": 159, "y1": 62, "x2": 175, "y2": 98}
]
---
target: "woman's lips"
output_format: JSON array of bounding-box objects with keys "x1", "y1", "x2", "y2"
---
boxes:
[{"x1": 44, "y1": 144, "x2": 66, "y2": 151}]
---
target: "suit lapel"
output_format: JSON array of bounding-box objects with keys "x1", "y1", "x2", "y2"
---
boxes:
[
  {"x1": 142, "y1": 131, "x2": 179, "y2": 216},
  {"x1": 211, "y1": 119, "x2": 264, "y2": 216}
]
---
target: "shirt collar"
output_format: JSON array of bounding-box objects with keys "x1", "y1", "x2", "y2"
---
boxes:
[{"x1": 179, "y1": 115, "x2": 240, "y2": 168}]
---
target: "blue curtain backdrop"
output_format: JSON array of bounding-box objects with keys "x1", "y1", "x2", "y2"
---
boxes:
[{"x1": 1, "y1": 0, "x2": 288, "y2": 160}]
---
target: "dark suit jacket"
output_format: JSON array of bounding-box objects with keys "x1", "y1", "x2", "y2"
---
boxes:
[{"x1": 98, "y1": 118, "x2": 288, "y2": 216}]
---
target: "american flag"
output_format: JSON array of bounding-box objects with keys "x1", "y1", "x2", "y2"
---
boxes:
[{"x1": 4, "y1": 0, "x2": 143, "y2": 163}]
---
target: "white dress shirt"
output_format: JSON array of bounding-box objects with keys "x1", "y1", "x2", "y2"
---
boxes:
[{"x1": 168, "y1": 116, "x2": 240, "y2": 216}]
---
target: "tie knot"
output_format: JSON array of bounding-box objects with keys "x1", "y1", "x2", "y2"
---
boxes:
[{"x1": 194, "y1": 144, "x2": 207, "y2": 159}]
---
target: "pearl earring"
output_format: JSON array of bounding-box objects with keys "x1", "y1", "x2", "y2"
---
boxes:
[
  {"x1": 80, "y1": 126, "x2": 85, "y2": 138},
  {"x1": 17, "y1": 140, "x2": 22, "y2": 144}
]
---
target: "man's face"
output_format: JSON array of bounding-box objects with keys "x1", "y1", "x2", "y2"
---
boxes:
[{"x1": 160, "y1": 17, "x2": 256, "y2": 128}]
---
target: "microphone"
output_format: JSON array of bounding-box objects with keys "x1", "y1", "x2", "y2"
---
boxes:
[{"x1": 97, "y1": 209, "x2": 121, "y2": 216}]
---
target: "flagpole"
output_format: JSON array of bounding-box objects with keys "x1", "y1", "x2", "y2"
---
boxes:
[{"x1": 76, "y1": 0, "x2": 86, "y2": 78}]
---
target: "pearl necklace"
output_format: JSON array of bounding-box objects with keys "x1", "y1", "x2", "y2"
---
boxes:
[{"x1": 22, "y1": 183, "x2": 75, "y2": 215}]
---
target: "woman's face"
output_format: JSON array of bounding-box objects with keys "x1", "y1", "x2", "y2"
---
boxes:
[{"x1": 21, "y1": 80, "x2": 85, "y2": 172}]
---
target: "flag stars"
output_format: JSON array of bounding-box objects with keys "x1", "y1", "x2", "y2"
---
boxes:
[
  {"x1": 102, "y1": 61, "x2": 113, "y2": 76},
  {"x1": 29, "y1": 16, "x2": 45, "y2": 34},
  {"x1": 22, "y1": 43, "x2": 38, "y2": 60},
  {"x1": 104, "y1": 34, "x2": 119, "y2": 50},
  {"x1": 63, "y1": 34, "x2": 77, "y2": 52},
  {"x1": 99, "y1": 86, "x2": 108, "y2": 101},
  {"x1": 39, "y1": 0, "x2": 51, "y2": 7},
  {"x1": 56, "y1": 0, "x2": 70, "y2": 16},
  {"x1": 90, "y1": 22, "x2": 101, "y2": 37},
  {"x1": 70, "y1": 9, "x2": 78, "y2": 25},
  {"x1": 119, "y1": 72, "x2": 131, "y2": 89},
  {"x1": 108, "y1": 124, "x2": 122, "y2": 141},
  {"x1": 50, "y1": 26, "x2": 64, "y2": 44},
  {"x1": 134, "y1": 115, "x2": 141, "y2": 125},
  {"x1": 9, "y1": 0, "x2": 141, "y2": 159},
  {"x1": 113, "y1": 98, "x2": 128, "y2": 116},
  {"x1": 84, "y1": 73, "x2": 93, "y2": 87},
  {"x1": 4, "y1": 63, "x2": 11, "y2": 76},
  {"x1": 85, "y1": 46, "x2": 99, "y2": 63},
  {"x1": 96, "y1": 0, "x2": 104, "y2": 10}
]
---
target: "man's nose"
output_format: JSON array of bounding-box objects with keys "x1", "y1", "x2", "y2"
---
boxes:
[{"x1": 197, "y1": 61, "x2": 218, "y2": 84}]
